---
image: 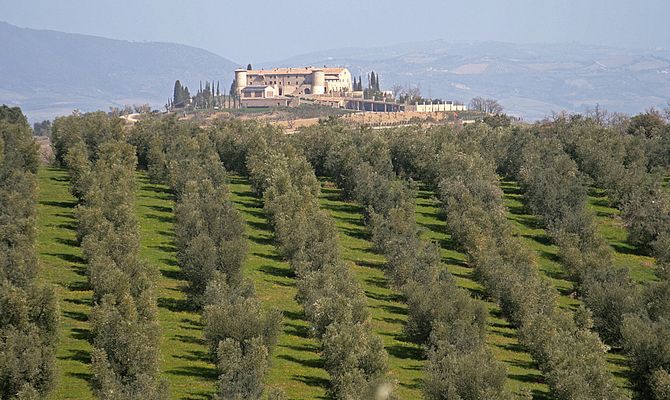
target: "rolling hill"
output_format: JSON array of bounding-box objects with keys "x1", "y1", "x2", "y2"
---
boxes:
[
  {"x1": 0, "y1": 21, "x2": 237, "y2": 122},
  {"x1": 1, "y1": 20, "x2": 669, "y2": 122},
  {"x1": 271, "y1": 40, "x2": 670, "y2": 120}
]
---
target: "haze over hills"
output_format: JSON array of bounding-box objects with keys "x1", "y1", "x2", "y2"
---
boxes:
[
  {"x1": 1, "y1": 21, "x2": 669, "y2": 122},
  {"x1": 270, "y1": 40, "x2": 670, "y2": 120},
  {"x1": 0, "y1": 21, "x2": 237, "y2": 122}
]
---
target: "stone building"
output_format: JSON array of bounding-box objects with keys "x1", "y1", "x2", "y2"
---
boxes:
[{"x1": 234, "y1": 67, "x2": 352, "y2": 97}]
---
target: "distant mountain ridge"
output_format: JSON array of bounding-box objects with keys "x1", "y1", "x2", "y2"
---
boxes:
[
  {"x1": 0, "y1": 21, "x2": 238, "y2": 122},
  {"x1": 270, "y1": 40, "x2": 670, "y2": 120},
  {"x1": 1, "y1": 21, "x2": 668, "y2": 122}
]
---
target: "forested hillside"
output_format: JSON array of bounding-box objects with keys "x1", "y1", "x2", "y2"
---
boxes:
[{"x1": 2, "y1": 104, "x2": 669, "y2": 399}]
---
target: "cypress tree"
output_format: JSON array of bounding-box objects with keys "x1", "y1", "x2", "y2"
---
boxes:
[{"x1": 173, "y1": 80, "x2": 183, "y2": 106}]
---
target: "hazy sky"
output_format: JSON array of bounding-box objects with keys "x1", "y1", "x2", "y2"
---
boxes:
[{"x1": 2, "y1": 0, "x2": 669, "y2": 63}]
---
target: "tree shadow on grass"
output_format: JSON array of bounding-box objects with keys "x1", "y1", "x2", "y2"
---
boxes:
[
  {"x1": 66, "y1": 280, "x2": 90, "y2": 292},
  {"x1": 294, "y1": 375, "x2": 330, "y2": 392},
  {"x1": 277, "y1": 354, "x2": 324, "y2": 369},
  {"x1": 40, "y1": 200, "x2": 78, "y2": 208},
  {"x1": 62, "y1": 349, "x2": 91, "y2": 364},
  {"x1": 233, "y1": 199, "x2": 263, "y2": 210},
  {"x1": 146, "y1": 204, "x2": 172, "y2": 213},
  {"x1": 64, "y1": 310, "x2": 89, "y2": 322},
  {"x1": 241, "y1": 208, "x2": 266, "y2": 220},
  {"x1": 56, "y1": 221, "x2": 78, "y2": 231},
  {"x1": 66, "y1": 371, "x2": 93, "y2": 383},
  {"x1": 181, "y1": 393, "x2": 214, "y2": 400},
  {"x1": 365, "y1": 290, "x2": 403, "y2": 304},
  {"x1": 247, "y1": 219, "x2": 271, "y2": 231},
  {"x1": 169, "y1": 365, "x2": 218, "y2": 381},
  {"x1": 280, "y1": 342, "x2": 320, "y2": 353},
  {"x1": 249, "y1": 235, "x2": 274, "y2": 246},
  {"x1": 259, "y1": 264, "x2": 294, "y2": 279},
  {"x1": 524, "y1": 233, "x2": 553, "y2": 247},
  {"x1": 180, "y1": 317, "x2": 203, "y2": 330},
  {"x1": 284, "y1": 322, "x2": 311, "y2": 339},
  {"x1": 158, "y1": 230, "x2": 174, "y2": 238},
  {"x1": 141, "y1": 184, "x2": 172, "y2": 196},
  {"x1": 374, "y1": 303, "x2": 407, "y2": 316},
  {"x1": 320, "y1": 200, "x2": 361, "y2": 215},
  {"x1": 160, "y1": 267, "x2": 183, "y2": 280},
  {"x1": 336, "y1": 221, "x2": 370, "y2": 240},
  {"x1": 71, "y1": 327, "x2": 92, "y2": 341},
  {"x1": 174, "y1": 349, "x2": 211, "y2": 363},
  {"x1": 364, "y1": 275, "x2": 390, "y2": 290},
  {"x1": 54, "y1": 237, "x2": 79, "y2": 247},
  {"x1": 611, "y1": 243, "x2": 648, "y2": 257},
  {"x1": 47, "y1": 252, "x2": 85, "y2": 264},
  {"x1": 386, "y1": 344, "x2": 424, "y2": 361},
  {"x1": 158, "y1": 297, "x2": 194, "y2": 313},
  {"x1": 150, "y1": 243, "x2": 177, "y2": 253},
  {"x1": 175, "y1": 334, "x2": 206, "y2": 346},
  {"x1": 64, "y1": 297, "x2": 92, "y2": 307},
  {"x1": 145, "y1": 213, "x2": 175, "y2": 224}
]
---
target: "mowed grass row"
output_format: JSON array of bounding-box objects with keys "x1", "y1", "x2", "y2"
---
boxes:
[
  {"x1": 318, "y1": 183, "x2": 424, "y2": 399},
  {"x1": 228, "y1": 176, "x2": 330, "y2": 399},
  {"x1": 38, "y1": 169, "x2": 329, "y2": 399},
  {"x1": 500, "y1": 180, "x2": 649, "y2": 393},
  {"x1": 37, "y1": 167, "x2": 93, "y2": 399},
  {"x1": 414, "y1": 187, "x2": 549, "y2": 398},
  {"x1": 134, "y1": 173, "x2": 216, "y2": 399}
]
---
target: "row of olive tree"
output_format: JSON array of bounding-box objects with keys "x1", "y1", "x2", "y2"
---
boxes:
[
  {"x1": 295, "y1": 125, "x2": 512, "y2": 399},
  {"x1": 52, "y1": 113, "x2": 168, "y2": 399},
  {"x1": 130, "y1": 117, "x2": 282, "y2": 400},
  {"x1": 231, "y1": 127, "x2": 393, "y2": 399},
  {"x1": 546, "y1": 112, "x2": 670, "y2": 252},
  {"x1": 0, "y1": 106, "x2": 59, "y2": 399},
  {"x1": 385, "y1": 125, "x2": 627, "y2": 400},
  {"x1": 509, "y1": 116, "x2": 670, "y2": 399}
]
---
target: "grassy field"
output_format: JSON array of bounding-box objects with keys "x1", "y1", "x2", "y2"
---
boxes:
[
  {"x1": 414, "y1": 187, "x2": 549, "y2": 398},
  {"x1": 37, "y1": 167, "x2": 93, "y2": 399},
  {"x1": 134, "y1": 174, "x2": 217, "y2": 399},
  {"x1": 36, "y1": 167, "x2": 646, "y2": 398},
  {"x1": 319, "y1": 183, "x2": 424, "y2": 399},
  {"x1": 38, "y1": 169, "x2": 332, "y2": 399}
]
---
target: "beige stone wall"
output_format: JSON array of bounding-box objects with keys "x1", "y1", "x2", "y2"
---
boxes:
[{"x1": 244, "y1": 68, "x2": 352, "y2": 96}]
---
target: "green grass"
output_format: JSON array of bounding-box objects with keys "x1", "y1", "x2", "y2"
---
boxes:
[
  {"x1": 135, "y1": 174, "x2": 217, "y2": 399},
  {"x1": 37, "y1": 167, "x2": 93, "y2": 399},
  {"x1": 500, "y1": 181, "x2": 637, "y2": 392},
  {"x1": 319, "y1": 183, "x2": 424, "y2": 399},
  {"x1": 414, "y1": 187, "x2": 549, "y2": 398},
  {"x1": 228, "y1": 176, "x2": 330, "y2": 399},
  {"x1": 587, "y1": 188, "x2": 656, "y2": 282}
]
